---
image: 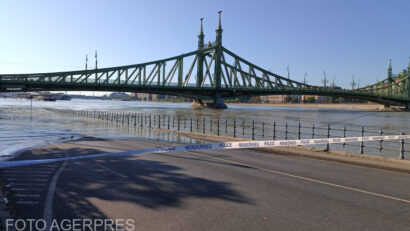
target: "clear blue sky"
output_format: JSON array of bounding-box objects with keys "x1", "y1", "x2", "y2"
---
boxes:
[{"x1": 0, "y1": 0, "x2": 409, "y2": 89}]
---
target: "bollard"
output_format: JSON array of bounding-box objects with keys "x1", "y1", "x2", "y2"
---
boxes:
[
  {"x1": 343, "y1": 126, "x2": 347, "y2": 147},
  {"x1": 149, "y1": 115, "x2": 152, "y2": 128},
  {"x1": 325, "y1": 124, "x2": 330, "y2": 151},
  {"x1": 177, "y1": 117, "x2": 180, "y2": 131},
  {"x1": 217, "y1": 118, "x2": 220, "y2": 136},
  {"x1": 190, "y1": 118, "x2": 193, "y2": 132},
  {"x1": 184, "y1": 118, "x2": 186, "y2": 130},
  {"x1": 159, "y1": 115, "x2": 161, "y2": 129},
  {"x1": 285, "y1": 123, "x2": 288, "y2": 140},
  {"x1": 196, "y1": 118, "x2": 199, "y2": 131},
  {"x1": 252, "y1": 120, "x2": 255, "y2": 140},
  {"x1": 360, "y1": 126, "x2": 364, "y2": 154},
  {"x1": 400, "y1": 133, "x2": 405, "y2": 159},
  {"x1": 234, "y1": 119, "x2": 236, "y2": 138},
  {"x1": 273, "y1": 121, "x2": 276, "y2": 140},
  {"x1": 203, "y1": 117, "x2": 206, "y2": 134},
  {"x1": 134, "y1": 114, "x2": 137, "y2": 126},
  {"x1": 298, "y1": 123, "x2": 301, "y2": 140},
  {"x1": 172, "y1": 116, "x2": 174, "y2": 128},
  {"x1": 168, "y1": 115, "x2": 170, "y2": 130},
  {"x1": 312, "y1": 124, "x2": 315, "y2": 139},
  {"x1": 210, "y1": 119, "x2": 213, "y2": 132},
  {"x1": 379, "y1": 129, "x2": 384, "y2": 152},
  {"x1": 243, "y1": 120, "x2": 245, "y2": 137},
  {"x1": 225, "y1": 119, "x2": 228, "y2": 134}
]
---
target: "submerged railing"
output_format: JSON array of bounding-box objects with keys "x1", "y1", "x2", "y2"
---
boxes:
[{"x1": 49, "y1": 109, "x2": 408, "y2": 159}]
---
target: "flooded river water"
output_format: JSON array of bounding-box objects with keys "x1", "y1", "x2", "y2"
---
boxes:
[{"x1": 0, "y1": 98, "x2": 409, "y2": 159}]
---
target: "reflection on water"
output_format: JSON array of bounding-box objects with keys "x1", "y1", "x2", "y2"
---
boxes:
[{"x1": 0, "y1": 98, "x2": 409, "y2": 159}]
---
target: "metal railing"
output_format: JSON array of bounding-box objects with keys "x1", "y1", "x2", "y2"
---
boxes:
[{"x1": 49, "y1": 109, "x2": 408, "y2": 159}]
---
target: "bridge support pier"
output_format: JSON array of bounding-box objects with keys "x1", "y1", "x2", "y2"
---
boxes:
[
  {"x1": 405, "y1": 103, "x2": 410, "y2": 111},
  {"x1": 383, "y1": 104, "x2": 391, "y2": 110},
  {"x1": 191, "y1": 98, "x2": 227, "y2": 109}
]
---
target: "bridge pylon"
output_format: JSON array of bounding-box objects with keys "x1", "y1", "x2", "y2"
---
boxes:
[
  {"x1": 191, "y1": 12, "x2": 227, "y2": 109},
  {"x1": 407, "y1": 58, "x2": 410, "y2": 100},
  {"x1": 196, "y1": 18, "x2": 204, "y2": 88}
]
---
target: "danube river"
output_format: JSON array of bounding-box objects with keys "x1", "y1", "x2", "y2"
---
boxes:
[{"x1": 0, "y1": 98, "x2": 409, "y2": 159}]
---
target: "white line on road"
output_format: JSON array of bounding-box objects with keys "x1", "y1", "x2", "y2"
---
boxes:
[
  {"x1": 15, "y1": 194, "x2": 41, "y2": 198},
  {"x1": 11, "y1": 188, "x2": 44, "y2": 191},
  {"x1": 6, "y1": 178, "x2": 48, "y2": 181},
  {"x1": 16, "y1": 201, "x2": 40, "y2": 205},
  {"x1": 5, "y1": 174, "x2": 50, "y2": 177},
  {"x1": 96, "y1": 163, "x2": 128, "y2": 178},
  {"x1": 183, "y1": 151, "x2": 410, "y2": 205},
  {"x1": 44, "y1": 161, "x2": 67, "y2": 231},
  {"x1": 3, "y1": 170, "x2": 53, "y2": 173},
  {"x1": 10, "y1": 183, "x2": 46, "y2": 186}
]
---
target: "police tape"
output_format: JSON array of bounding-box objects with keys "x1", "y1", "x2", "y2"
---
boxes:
[{"x1": 0, "y1": 134, "x2": 409, "y2": 169}]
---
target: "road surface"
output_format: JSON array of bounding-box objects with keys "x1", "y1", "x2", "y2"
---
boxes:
[{"x1": 1, "y1": 138, "x2": 410, "y2": 230}]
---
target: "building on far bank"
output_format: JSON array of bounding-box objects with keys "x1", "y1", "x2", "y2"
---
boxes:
[
  {"x1": 260, "y1": 95, "x2": 301, "y2": 103},
  {"x1": 131, "y1": 93, "x2": 158, "y2": 101},
  {"x1": 260, "y1": 95, "x2": 286, "y2": 103}
]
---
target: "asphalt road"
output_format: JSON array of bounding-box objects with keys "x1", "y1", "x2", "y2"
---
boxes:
[{"x1": 2, "y1": 139, "x2": 410, "y2": 230}]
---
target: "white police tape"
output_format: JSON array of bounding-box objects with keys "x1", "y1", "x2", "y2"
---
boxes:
[{"x1": 1, "y1": 134, "x2": 409, "y2": 169}]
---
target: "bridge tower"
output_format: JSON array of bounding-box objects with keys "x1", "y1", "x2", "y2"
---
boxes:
[
  {"x1": 387, "y1": 59, "x2": 393, "y2": 96},
  {"x1": 196, "y1": 18, "x2": 205, "y2": 88},
  {"x1": 211, "y1": 11, "x2": 227, "y2": 109},
  {"x1": 214, "y1": 11, "x2": 223, "y2": 91},
  {"x1": 407, "y1": 59, "x2": 410, "y2": 108},
  {"x1": 192, "y1": 12, "x2": 227, "y2": 109}
]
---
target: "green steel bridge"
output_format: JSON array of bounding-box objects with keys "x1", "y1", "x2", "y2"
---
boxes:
[{"x1": 1, "y1": 13, "x2": 409, "y2": 109}]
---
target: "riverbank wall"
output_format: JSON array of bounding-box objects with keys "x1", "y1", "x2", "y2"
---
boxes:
[{"x1": 229, "y1": 103, "x2": 405, "y2": 111}]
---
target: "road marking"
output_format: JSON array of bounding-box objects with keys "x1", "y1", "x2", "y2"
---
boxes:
[
  {"x1": 44, "y1": 161, "x2": 67, "y2": 231},
  {"x1": 5, "y1": 174, "x2": 50, "y2": 177},
  {"x1": 6, "y1": 178, "x2": 48, "y2": 181},
  {"x1": 3, "y1": 170, "x2": 53, "y2": 173},
  {"x1": 96, "y1": 163, "x2": 128, "y2": 178},
  {"x1": 9, "y1": 168, "x2": 55, "y2": 171},
  {"x1": 15, "y1": 194, "x2": 41, "y2": 198},
  {"x1": 10, "y1": 183, "x2": 46, "y2": 186},
  {"x1": 182, "y1": 151, "x2": 410, "y2": 205},
  {"x1": 16, "y1": 201, "x2": 39, "y2": 205},
  {"x1": 137, "y1": 140, "x2": 410, "y2": 204},
  {"x1": 11, "y1": 188, "x2": 43, "y2": 191}
]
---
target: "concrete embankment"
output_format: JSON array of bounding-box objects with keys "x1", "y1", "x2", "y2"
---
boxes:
[{"x1": 229, "y1": 103, "x2": 406, "y2": 111}]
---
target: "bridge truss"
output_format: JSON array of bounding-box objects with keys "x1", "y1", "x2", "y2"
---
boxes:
[{"x1": 1, "y1": 15, "x2": 409, "y2": 108}]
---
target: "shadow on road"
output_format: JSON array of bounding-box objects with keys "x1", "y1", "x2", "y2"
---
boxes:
[{"x1": 47, "y1": 145, "x2": 250, "y2": 220}]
